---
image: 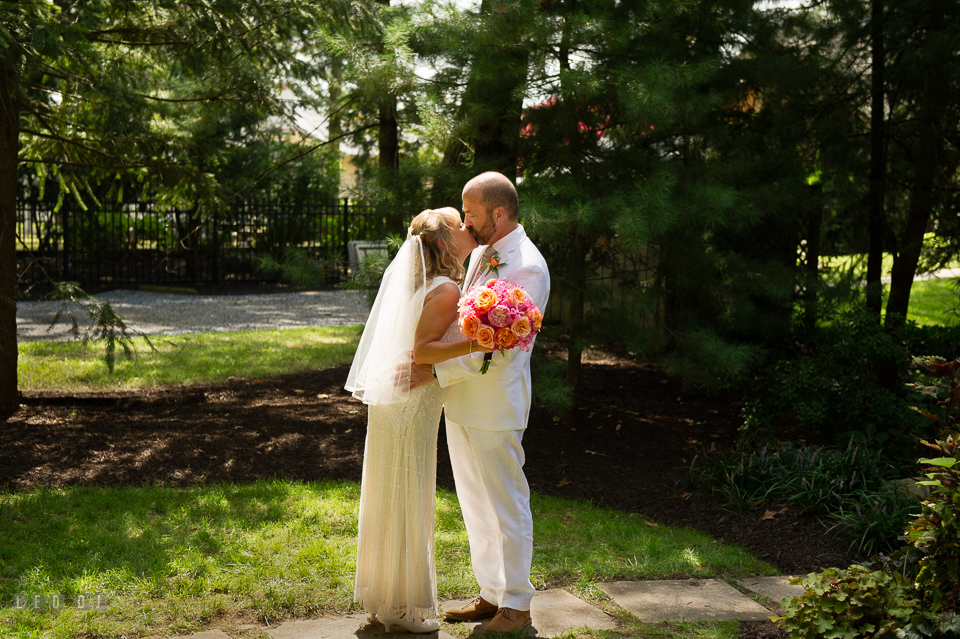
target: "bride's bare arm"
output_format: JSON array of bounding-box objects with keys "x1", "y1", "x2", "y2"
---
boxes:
[{"x1": 413, "y1": 282, "x2": 488, "y2": 365}]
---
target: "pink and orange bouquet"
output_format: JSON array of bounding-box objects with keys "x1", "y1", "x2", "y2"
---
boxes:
[{"x1": 458, "y1": 278, "x2": 543, "y2": 374}]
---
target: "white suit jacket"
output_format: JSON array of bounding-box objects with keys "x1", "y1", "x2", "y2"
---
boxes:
[{"x1": 435, "y1": 225, "x2": 550, "y2": 431}]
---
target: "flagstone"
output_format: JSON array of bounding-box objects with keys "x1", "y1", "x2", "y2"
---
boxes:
[
  {"x1": 529, "y1": 588, "x2": 618, "y2": 637},
  {"x1": 739, "y1": 576, "x2": 806, "y2": 607},
  {"x1": 266, "y1": 615, "x2": 459, "y2": 638},
  {"x1": 599, "y1": 579, "x2": 771, "y2": 622},
  {"x1": 168, "y1": 630, "x2": 232, "y2": 639}
]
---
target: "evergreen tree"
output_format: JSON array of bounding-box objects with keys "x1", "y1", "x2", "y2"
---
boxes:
[
  {"x1": 1, "y1": 0, "x2": 372, "y2": 415},
  {"x1": 805, "y1": 0, "x2": 960, "y2": 330},
  {"x1": 334, "y1": 0, "x2": 853, "y2": 412}
]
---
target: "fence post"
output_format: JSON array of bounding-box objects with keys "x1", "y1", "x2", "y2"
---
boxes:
[
  {"x1": 342, "y1": 198, "x2": 349, "y2": 272},
  {"x1": 212, "y1": 208, "x2": 220, "y2": 284},
  {"x1": 62, "y1": 200, "x2": 70, "y2": 282}
]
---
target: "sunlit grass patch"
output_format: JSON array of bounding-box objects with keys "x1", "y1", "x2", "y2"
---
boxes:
[
  {"x1": 18, "y1": 326, "x2": 362, "y2": 392},
  {"x1": 818, "y1": 254, "x2": 959, "y2": 327},
  {"x1": 906, "y1": 277, "x2": 959, "y2": 326},
  {"x1": 0, "y1": 482, "x2": 775, "y2": 639},
  {"x1": 530, "y1": 493, "x2": 773, "y2": 589}
]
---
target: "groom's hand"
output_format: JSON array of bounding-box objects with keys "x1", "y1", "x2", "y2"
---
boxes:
[{"x1": 406, "y1": 363, "x2": 435, "y2": 391}]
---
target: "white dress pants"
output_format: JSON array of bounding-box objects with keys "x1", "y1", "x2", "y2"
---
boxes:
[{"x1": 445, "y1": 418, "x2": 535, "y2": 611}]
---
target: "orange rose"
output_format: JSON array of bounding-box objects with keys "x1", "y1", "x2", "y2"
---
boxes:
[
  {"x1": 510, "y1": 316, "x2": 531, "y2": 339},
  {"x1": 476, "y1": 325, "x2": 496, "y2": 350},
  {"x1": 459, "y1": 313, "x2": 480, "y2": 339},
  {"x1": 485, "y1": 278, "x2": 499, "y2": 288},
  {"x1": 495, "y1": 327, "x2": 516, "y2": 349},
  {"x1": 526, "y1": 309, "x2": 543, "y2": 331},
  {"x1": 474, "y1": 289, "x2": 498, "y2": 312}
]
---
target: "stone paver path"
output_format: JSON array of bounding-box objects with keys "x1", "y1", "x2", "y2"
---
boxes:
[
  {"x1": 600, "y1": 579, "x2": 771, "y2": 623},
  {"x1": 165, "y1": 577, "x2": 805, "y2": 638}
]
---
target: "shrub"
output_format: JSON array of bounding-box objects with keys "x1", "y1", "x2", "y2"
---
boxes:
[
  {"x1": 740, "y1": 310, "x2": 925, "y2": 467},
  {"x1": 903, "y1": 357, "x2": 960, "y2": 615},
  {"x1": 689, "y1": 438, "x2": 915, "y2": 554},
  {"x1": 774, "y1": 565, "x2": 922, "y2": 639},
  {"x1": 776, "y1": 356, "x2": 960, "y2": 638},
  {"x1": 903, "y1": 323, "x2": 960, "y2": 362},
  {"x1": 829, "y1": 487, "x2": 917, "y2": 557}
]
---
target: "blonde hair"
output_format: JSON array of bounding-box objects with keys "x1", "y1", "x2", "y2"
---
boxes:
[{"x1": 409, "y1": 207, "x2": 465, "y2": 285}]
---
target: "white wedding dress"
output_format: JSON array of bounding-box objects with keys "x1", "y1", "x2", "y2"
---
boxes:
[{"x1": 354, "y1": 275, "x2": 460, "y2": 622}]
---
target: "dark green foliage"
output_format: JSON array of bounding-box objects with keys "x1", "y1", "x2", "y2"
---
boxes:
[
  {"x1": 776, "y1": 357, "x2": 960, "y2": 637},
  {"x1": 740, "y1": 310, "x2": 922, "y2": 462},
  {"x1": 529, "y1": 339, "x2": 573, "y2": 414},
  {"x1": 775, "y1": 565, "x2": 923, "y2": 639},
  {"x1": 904, "y1": 357, "x2": 960, "y2": 615},
  {"x1": 256, "y1": 249, "x2": 332, "y2": 290},
  {"x1": 904, "y1": 325, "x2": 960, "y2": 369},
  {"x1": 690, "y1": 438, "x2": 915, "y2": 555}
]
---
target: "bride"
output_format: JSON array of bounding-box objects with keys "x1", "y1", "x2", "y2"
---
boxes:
[{"x1": 345, "y1": 207, "x2": 482, "y2": 632}]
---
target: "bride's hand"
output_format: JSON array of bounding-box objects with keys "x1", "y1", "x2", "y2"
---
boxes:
[{"x1": 472, "y1": 340, "x2": 495, "y2": 354}]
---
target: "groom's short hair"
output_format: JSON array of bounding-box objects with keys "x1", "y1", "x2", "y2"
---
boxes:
[{"x1": 464, "y1": 172, "x2": 519, "y2": 221}]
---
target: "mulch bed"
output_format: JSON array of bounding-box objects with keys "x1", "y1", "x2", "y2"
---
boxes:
[{"x1": 2, "y1": 351, "x2": 861, "y2": 638}]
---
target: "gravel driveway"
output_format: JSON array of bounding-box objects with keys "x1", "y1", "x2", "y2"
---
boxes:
[{"x1": 17, "y1": 289, "x2": 372, "y2": 342}]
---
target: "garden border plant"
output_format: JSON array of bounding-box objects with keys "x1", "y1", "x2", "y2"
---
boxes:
[{"x1": 774, "y1": 356, "x2": 960, "y2": 638}]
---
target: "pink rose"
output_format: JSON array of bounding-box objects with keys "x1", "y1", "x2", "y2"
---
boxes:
[
  {"x1": 488, "y1": 304, "x2": 513, "y2": 328},
  {"x1": 508, "y1": 286, "x2": 529, "y2": 308},
  {"x1": 526, "y1": 308, "x2": 543, "y2": 331}
]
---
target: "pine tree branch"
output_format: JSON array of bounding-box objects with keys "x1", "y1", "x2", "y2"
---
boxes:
[
  {"x1": 18, "y1": 158, "x2": 182, "y2": 171},
  {"x1": 87, "y1": 37, "x2": 193, "y2": 47},
  {"x1": 227, "y1": 121, "x2": 378, "y2": 201},
  {"x1": 21, "y1": 128, "x2": 140, "y2": 164}
]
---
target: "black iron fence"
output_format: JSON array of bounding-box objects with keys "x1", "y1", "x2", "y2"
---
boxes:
[{"x1": 16, "y1": 198, "x2": 388, "y2": 288}]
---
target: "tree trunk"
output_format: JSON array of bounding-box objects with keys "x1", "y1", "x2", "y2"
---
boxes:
[
  {"x1": 328, "y1": 58, "x2": 343, "y2": 147},
  {"x1": 176, "y1": 204, "x2": 203, "y2": 282},
  {"x1": 803, "y1": 188, "x2": 822, "y2": 332},
  {"x1": 0, "y1": 23, "x2": 20, "y2": 417},
  {"x1": 464, "y1": 0, "x2": 531, "y2": 178},
  {"x1": 562, "y1": 231, "x2": 586, "y2": 429},
  {"x1": 375, "y1": 0, "x2": 399, "y2": 173},
  {"x1": 378, "y1": 98, "x2": 399, "y2": 171},
  {"x1": 559, "y1": 0, "x2": 583, "y2": 429},
  {"x1": 865, "y1": 0, "x2": 886, "y2": 318},
  {"x1": 885, "y1": 16, "x2": 946, "y2": 331}
]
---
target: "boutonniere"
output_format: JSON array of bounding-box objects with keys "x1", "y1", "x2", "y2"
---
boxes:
[{"x1": 482, "y1": 248, "x2": 507, "y2": 277}]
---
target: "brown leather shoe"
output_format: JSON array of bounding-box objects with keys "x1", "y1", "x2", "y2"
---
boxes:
[
  {"x1": 443, "y1": 595, "x2": 498, "y2": 621},
  {"x1": 482, "y1": 607, "x2": 531, "y2": 634}
]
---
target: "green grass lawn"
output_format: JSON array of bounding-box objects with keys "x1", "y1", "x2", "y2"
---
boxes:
[
  {"x1": 18, "y1": 326, "x2": 363, "y2": 392},
  {"x1": 820, "y1": 253, "x2": 959, "y2": 327},
  {"x1": 0, "y1": 481, "x2": 771, "y2": 639},
  {"x1": 8, "y1": 329, "x2": 777, "y2": 639},
  {"x1": 906, "y1": 277, "x2": 960, "y2": 326}
]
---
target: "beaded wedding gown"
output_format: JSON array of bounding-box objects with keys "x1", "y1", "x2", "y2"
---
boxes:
[{"x1": 354, "y1": 275, "x2": 460, "y2": 622}]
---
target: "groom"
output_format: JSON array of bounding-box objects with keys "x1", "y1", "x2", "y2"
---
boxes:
[{"x1": 430, "y1": 171, "x2": 550, "y2": 633}]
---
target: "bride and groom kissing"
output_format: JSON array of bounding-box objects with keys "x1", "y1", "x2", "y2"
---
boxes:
[{"x1": 345, "y1": 171, "x2": 550, "y2": 634}]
